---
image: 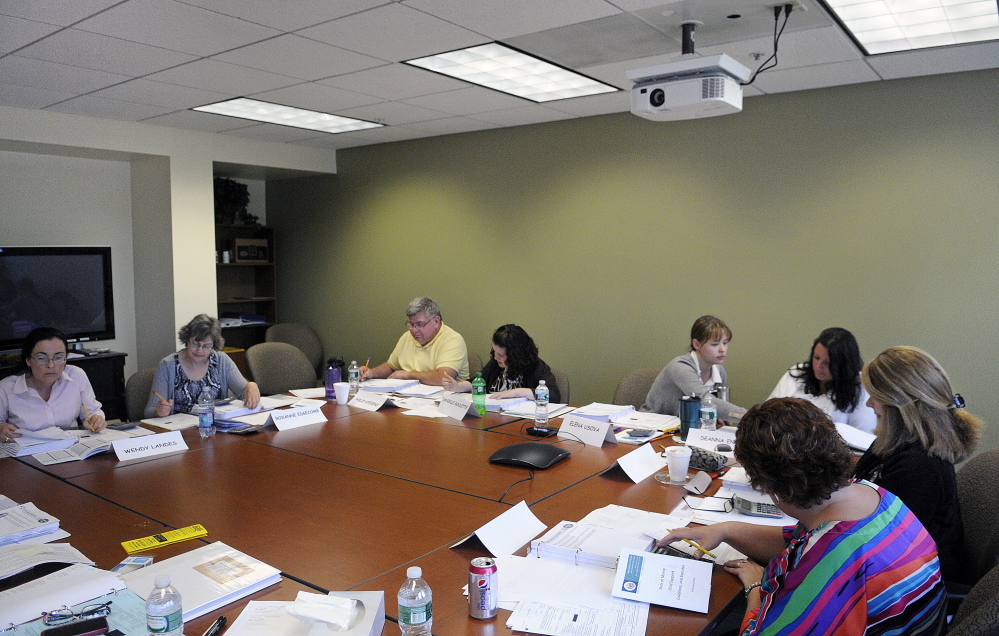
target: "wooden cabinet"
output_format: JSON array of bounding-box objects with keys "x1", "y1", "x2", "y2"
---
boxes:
[{"x1": 216, "y1": 225, "x2": 276, "y2": 350}]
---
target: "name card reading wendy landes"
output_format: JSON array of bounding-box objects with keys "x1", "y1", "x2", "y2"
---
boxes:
[
  {"x1": 348, "y1": 391, "x2": 391, "y2": 412},
  {"x1": 558, "y1": 413, "x2": 617, "y2": 447},
  {"x1": 112, "y1": 431, "x2": 188, "y2": 461},
  {"x1": 438, "y1": 393, "x2": 481, "y2": 421},
  {"x1": 271, "y1": 405, "x2": 327, "y2": 431}
]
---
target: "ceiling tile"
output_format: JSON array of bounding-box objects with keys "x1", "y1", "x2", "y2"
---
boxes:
[
  {"x1": 696, "y1": 26, "x2": 864, "y2": 72},
  {"x1": 141, "y1": 108, "x2": 261, "y2": 132},
  {"x1": 0, "y1": 55, "x2": 130, "y2": 94},
  {"x1": 74, "y1": 0, "x2": 281, "y2": 57},
  {"x1": 17, "y1": 28, "x2": 198, "y2": 76},
  {"x1": 400, "y1": 115, "x2": 501, "y2": 136},
  {"x1": 336, "y1": 100, "x2": 450, "y2": 126},
  {"x1": 45, "y1": 94, "x2": 176, "y2": 120},
  {"x1": 0, "y1": 0, "x2": 122, "y2": 27},
  {"x1": 541, "y1": 90, "x2": 630, "y2": 117},
  {"x1": 214, "y1": 34, "x2": 384, "y2": 81},
  {"x1": 467, "y1": 104, "x2": 577, "y2": 126},
  {"x1": 749, "y1": 59, "x2": 881, "y2": 94},
  {"x1": 299, "y1": 4, "x2": 484, "y2": 62},
  {"x1": 401, "y1": 0, "x2": 621, "y2": 40},
  {"x1": 0, "y1": 15, "x2": 62, "y2": 55},
  {"x1": 174, "y1": 0, "x2": 388, "y2": 33},
  {"x1": 866, "y1": 41, "x2": 999, "y2": 80},
  {"x1": 0, "y1": 81, "x2": 75, "y2": 108},
  {"x1": 250, "y1": 82, "x2": 384, "y2": 113},
  {"x1": 91, "y1": 78, "x2": 230, "y2": 109},
  {"x1": 221, "y1": 123, "x2": 328, "y2": 143},
  {"x1": 146, "y1": 58, "x2": 300, "y2": 96},
  {"x1": 401, "y1": 86, "x2": 527, "y2": 115},
  {"x1": 318, "y1": 63, "x2": 468, "y2": 100}
]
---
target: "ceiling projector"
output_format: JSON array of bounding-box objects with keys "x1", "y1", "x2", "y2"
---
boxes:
[{"x1": 628, "y1": 54, "x2": 751, "y2": 122}]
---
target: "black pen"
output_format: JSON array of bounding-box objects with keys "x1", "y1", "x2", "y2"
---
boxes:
[{"x1": 202, "y1": 615, "x2": 227, "y2": 636}]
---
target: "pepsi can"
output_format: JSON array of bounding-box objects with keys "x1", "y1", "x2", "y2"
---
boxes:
[{"x1": 468, "y1": 557, "x2": 498, "y2": 619}]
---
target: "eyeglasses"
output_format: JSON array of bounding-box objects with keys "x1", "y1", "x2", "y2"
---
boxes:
[
  {"x1": 683, "y1": 495, "x2": 735, "y2": 514},
  {"x1": 42, "y1": 601, "x2": 112, "y2": 625},
  {"x1": 188, "y1": 341, "x2": 214, "y2": 351},
  {"x1": 30, "y1": 353, "x2": 67, "y2": 365},
  {"x1": 406, "y1": 318, "x2": 437, "y2": 330}
]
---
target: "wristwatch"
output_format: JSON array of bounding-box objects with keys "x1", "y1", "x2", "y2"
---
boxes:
[{"x1": 744, "y1": 581, "x2": 762, "y2": 598}]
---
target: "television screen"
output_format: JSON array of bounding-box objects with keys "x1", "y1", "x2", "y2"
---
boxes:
[{"x1": 0, "y1": 246, "x2": 115, "y2": 352}]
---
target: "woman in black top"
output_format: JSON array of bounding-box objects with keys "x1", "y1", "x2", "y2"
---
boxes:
[
  {"x1": 442, "y1": 324, "x2": 560, "y2": 403},
  {"x1": 854, "y1": 346, "x2": 983, "y2": 584}
]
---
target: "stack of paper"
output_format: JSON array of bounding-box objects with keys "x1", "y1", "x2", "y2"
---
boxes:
[
  {"x1": 572, "y1": 403, "x2": 636, "y2": 422},
  {"x1": 721, "y1": 467, "x2": 754, "y2": 491},
  {"x1": 486, "y1": 395, "x2": 529, "y2": 412},
  {"x1": 0, "y1": 543, "x2": 93, "y2": 580},
  {"x1": 395, "y1": 383, "x2": 443, "y2": 397},
  {"x1": 358, "y1": 378, "x2": 418, "y2": 393},
  {"x1": 12, "y1": 427, "x2": 76, "y2": 456},
  {"x1": 530, "y1": 522, "x2": 655, "y2": 569},
  {"x1": 141, "y1": 412, "x2": 200, "y2": 430},
  {"x1": 501, "y1": 400, "x2": 571, "y2": 419},
  {"x1": 0, "y1": 563, "x2": 125, "y2": 628},
  {"x1": 611, "y1": 411, "x2": 680, "y2": 431},
  {"x1": 0, "y1": 503, "x2": 61, "y2": 546},
  {"x1": 120, "y1": 541, "x2": 281, "y2": 621}
]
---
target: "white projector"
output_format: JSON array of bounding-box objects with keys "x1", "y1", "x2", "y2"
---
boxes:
[{"x1": 628, "y1": 54, "x2": 751, "y2": 122}]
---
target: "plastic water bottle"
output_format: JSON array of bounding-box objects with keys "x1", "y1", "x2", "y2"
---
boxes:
[
  {"x1": 535, "y1": 380, "x2": 550, "y2": 426},
  {"x1": 348, "y1": 361, "x2": 360, "y2": 395},
  {"x1": 325, "y1": 358, "x2": 342, "y2": 400},
  {"x1": 700, "y1": 395, "x2": 717, "y2": 432},
  {"x1": 398, "y1": 566, "x2": 432, "y2": 636},
  {"x1": 471, "y1": 373, "x2": 486, "y2": 415},
  {"x1": 197, "y1": 385, "x2": 215, "y2": 438},
  {"x1": 146, "y1": 574, "x2": 183, "y2": 636}
]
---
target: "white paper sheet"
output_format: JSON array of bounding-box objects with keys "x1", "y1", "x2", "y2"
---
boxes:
[
  {"x1": 452, "y1": 501, "x2": 546, "y2": 556},
  {"x1": 506, "y1": 598, "x2": 648, "y2": 636},
  {"x1": 0, "y1": 542, "x2": 92, "y2": 580},
  {"x1": 611, "y1": 548, "x2": 713, "y2": 612},
  {"x1": 0, "y1": 563, "x2": 125, "y2": 627}
]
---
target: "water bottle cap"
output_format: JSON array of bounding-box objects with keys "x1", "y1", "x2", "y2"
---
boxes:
[
  {"x1": 538, "y1": 380, "x2": 546, "y2": 386},
  {"x1": 407, "y1": 566, "x2": 422, "y2": 579},
  {"x1": 155, "y1": 574, "x2": 171, "y2": 588}
]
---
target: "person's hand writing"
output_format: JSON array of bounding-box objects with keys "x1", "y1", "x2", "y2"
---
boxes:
[
  {"x1": 243, "y1": 382, "x2": 261, "y2": 409},
  {"x1": 441, "y1": 375, "x2": 457, "y2": 391},
  {"x1": 723, "y1": 559, "x2": 764, "y2": 589},
  {"x1": 155, "y1": 398, "x2": 174, "y2": 417},
  {"x1": 0, "y1": 422, "x2": 19, "y2": 443},
  {"x1": 87, "y1": 413, "x2": 107, "y2": 432},
  {"x1": 360, "y1": 366, "x2": 372, "y2": 381}
]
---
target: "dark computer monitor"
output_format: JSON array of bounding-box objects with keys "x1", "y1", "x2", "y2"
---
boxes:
[{"x1": 0, "y1": 246, "x2": 116, "y2": 353}]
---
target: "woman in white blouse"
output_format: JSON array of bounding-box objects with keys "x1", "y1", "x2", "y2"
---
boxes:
[{"x1": 769, "y1": 327, "x2": 876, "y2": 433}]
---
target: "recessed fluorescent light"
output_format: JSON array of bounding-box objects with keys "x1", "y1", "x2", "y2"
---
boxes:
[
  {"x1": 820, "y1": 0, "x2": 999, "y2": 54},
  {"x1": 192, "y1": 98, "x2": 382, "y2": 134},
  {"x1": 404, "y1": 42, "x2": 618, "y2": 102}
]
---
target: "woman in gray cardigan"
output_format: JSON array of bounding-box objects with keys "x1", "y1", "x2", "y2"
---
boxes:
[
  {"x1": 144, "y1": 314, "x2": 260, "y2": 418},
  {"x1": 640, "y1": 315, "x2": 746, "y2": 423}
]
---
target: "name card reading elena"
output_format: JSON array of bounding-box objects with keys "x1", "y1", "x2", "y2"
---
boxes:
[
  {"x1": 271, "y1": 405, "x2": 327, "y2": 431},
  {"x1": 349, "y1": 391, "x2": 390, "y2": 412},
  {"x1": 558, "y1": 414, "x2": 617, "y2": 447},
  {"x1": 112, "y1": 431, "x2": 188, "y2": 461},
  {"x1": 438, "y1": 393, "x2": 481, "y2": 421}
]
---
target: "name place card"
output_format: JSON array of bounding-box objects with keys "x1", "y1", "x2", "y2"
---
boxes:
[
  {"x1": 272, "y1": 405, "x2": 327, "y2": 431},
  {"x1": 558, "y1": 414, "x2": 617, "y2": 447},
  {"x1": 349, "y1": 391, "x2": 390, "y2": 412},
  {"x1": 112, "y1": 431, "x2": 188, "y2": 461},
  {"x1": 438, "y1": 393, "x2": 481, "y2": 421}
]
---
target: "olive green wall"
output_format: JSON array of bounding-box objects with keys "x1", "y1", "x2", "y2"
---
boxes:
[{"x1": 269, "y1": 68, "x2": 998, "y2": 455}]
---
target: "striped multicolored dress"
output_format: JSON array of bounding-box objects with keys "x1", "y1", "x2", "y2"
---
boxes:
[{"x1": 743, "y1": 480, "x2": 946, "y2": 636}]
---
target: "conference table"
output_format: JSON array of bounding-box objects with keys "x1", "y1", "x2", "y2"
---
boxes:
[{"x1": 3, "y1": 398, "x2": 744, "y2": 636}]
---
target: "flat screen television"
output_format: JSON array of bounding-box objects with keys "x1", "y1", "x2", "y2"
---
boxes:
[{"x1": 0, "y1": 246, "x2": 115, "y2": 353}]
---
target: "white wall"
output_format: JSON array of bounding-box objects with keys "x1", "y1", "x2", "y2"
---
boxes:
[{"x1": 0, "y1": 150, "x2": 138, "y2": 378}]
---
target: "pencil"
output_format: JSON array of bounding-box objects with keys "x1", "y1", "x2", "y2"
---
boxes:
[
  {"x1": 153, "y1": 391, "x2": 168, "y2": 403},
  {"x1": 364, "y1": 357, "x2": 371, "y2": 369},
  {"x1": 665, "y1": 529, "x2": 716, "y2": 559},
  {"x1": 82, "y1": 403, "x2": 94, "y2": 431}
]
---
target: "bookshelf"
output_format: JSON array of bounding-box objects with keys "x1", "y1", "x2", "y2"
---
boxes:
[{"x1": 215, "y1": 224, "x2": 275, "y2": 350}]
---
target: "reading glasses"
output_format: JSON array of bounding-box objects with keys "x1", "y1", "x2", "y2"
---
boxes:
[
  {"x1": 30, "y1": 353, "x2": 67, "y2": 365},
  {"x1": 42, "y1": 601, "x2": 112, "y2": 625}
]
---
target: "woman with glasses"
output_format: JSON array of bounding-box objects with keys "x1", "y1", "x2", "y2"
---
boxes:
[
  {"x1": 768, "y1": 327, "x2": 877, "y2": 432},
  {"x1": 0, "y1": 327, "x2": 105, "y2": 441},
  {"x1": 144, "y1": 314, "x2": 260, "y2": 418},
  {"x1": 660, "y1": 398, "x2": 946, "y2": 636},
  {"x1": 640, "y1": 315, "x2": 745, "y2": 423}
]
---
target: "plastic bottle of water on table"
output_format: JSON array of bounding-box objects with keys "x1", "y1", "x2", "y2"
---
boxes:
[
  {"x1": 535, "y1": 380, "x2": 550, "y2": 426},
  {"x1": 146, "y1": 574, "x2": 183, "y2": 636},
  {"x1": 398, "y1": 566, "x2": 432, "y2": 636},
  {"x1": 197, "y1": 385, "x2": 215, "y2": 438}
]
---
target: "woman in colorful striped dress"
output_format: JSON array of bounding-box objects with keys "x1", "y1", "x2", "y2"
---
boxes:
[{"x1": 660, "y1": 398, "x2": 946, "y2": 636}]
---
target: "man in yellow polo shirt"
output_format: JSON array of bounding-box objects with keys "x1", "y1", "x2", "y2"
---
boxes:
[{"x1": 361, "y1": 297, "x2": 469, "y2": 385}]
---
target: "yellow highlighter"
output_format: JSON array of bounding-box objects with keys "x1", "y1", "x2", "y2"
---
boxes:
[{"x1": 121, "y1": 524, "x2": 208, "y2": 554}]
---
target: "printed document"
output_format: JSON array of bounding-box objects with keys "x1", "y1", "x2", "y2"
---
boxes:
[{"x1": 611, "y1": 548, "x2": 713, "y2": 612}]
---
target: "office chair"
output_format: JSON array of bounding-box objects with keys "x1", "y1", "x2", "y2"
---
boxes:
[
  {"x1": 467, "y1": 351, "x2": 483, "y2": 378},
  {"x1": 246, "y1": 342, "x2": 319, "y2": 395},
  {"x1": 612, "y1": 367, "x2": 660, "y2": 409},
  {"x1": 550, "y1": 367, "x2": 569, "y2": 404},
  {"x1": 948, "y1": 561, "x2": 999, "y2": 635},
  {"x1": 957, "y1": 448, "x2": 999, "y2": 585},
  {"x1": 124, "y1": 367, "x2": 157, "y2": 422},
  {"x1": 265, "y1": 323, "x2": 323, "y2": 377}
]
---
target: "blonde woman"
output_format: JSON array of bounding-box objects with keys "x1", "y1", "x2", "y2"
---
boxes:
[{"x1": 854, "y1": 346, "x2": 984, "y2": 584}]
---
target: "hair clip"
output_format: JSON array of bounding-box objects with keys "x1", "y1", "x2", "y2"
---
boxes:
[{"x1": 948, "y1": 394, "x2": 965, "y2": 410}]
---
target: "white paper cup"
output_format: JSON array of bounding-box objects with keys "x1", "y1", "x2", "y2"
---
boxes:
[
  {"x1": 664, "y1": 446, "x2": 692, "y2": 484},
  {"x1": 333, "y1": 382, "x2": 350, "y2": 405}
]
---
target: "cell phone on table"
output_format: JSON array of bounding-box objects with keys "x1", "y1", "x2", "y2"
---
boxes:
[
  {"x1": 733, "y1": 494, "x2": 783, "y2": 518},
  {"x1": 41, "y1": 616, "x2": 109, "y2": 636}
]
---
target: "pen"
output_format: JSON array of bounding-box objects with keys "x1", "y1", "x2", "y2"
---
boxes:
[
  {"x1": 202, "y1": 615, "x2": 227, "y2": 636},
  {"x1": 665, "y1": 529, "x2": 716, "y2": 559}
]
